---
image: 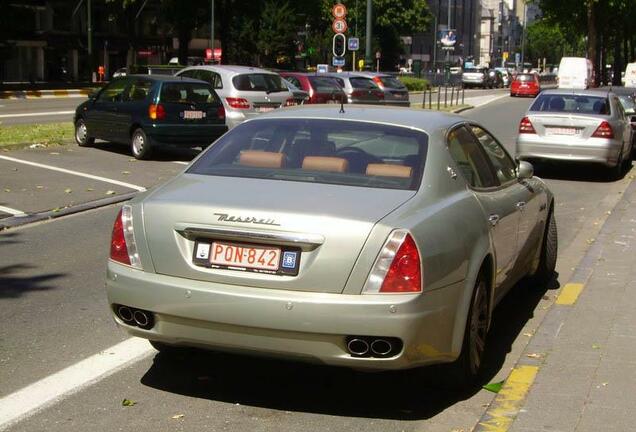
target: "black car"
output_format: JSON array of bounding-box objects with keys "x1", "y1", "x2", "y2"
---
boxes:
[{"x1": 74, "y1": 75, "x2": 227, "y2": 159}]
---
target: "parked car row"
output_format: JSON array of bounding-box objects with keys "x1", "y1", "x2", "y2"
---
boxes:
[{"x1": 75, "y1": 66, "x2": 411, "y2": 159}]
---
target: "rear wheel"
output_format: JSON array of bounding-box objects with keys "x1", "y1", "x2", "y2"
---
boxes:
[
  {"x1": 609, "y1": 149, "x2": 625, "y2": 180},
  {"x1": 532, "y1": 209, "x2": 557, "y2": 285},
  {"x1": 131, "y1": 128, "x2": 152, "y2": 160},
  {"x1": 74, "y1": 119, "x2": 94, "y2": 147}
]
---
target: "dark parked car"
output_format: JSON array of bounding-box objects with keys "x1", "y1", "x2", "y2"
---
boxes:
[
  {"x1": 278, "y1": 72, "x2": 346, "y2": 104},
  {"x1": 74, "y1": 75, "x2": 227, "y2": 159}
]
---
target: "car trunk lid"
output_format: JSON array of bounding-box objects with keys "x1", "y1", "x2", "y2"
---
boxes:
[{"x1": 528, "y1": 114, "x2": 607, "y2": 140}]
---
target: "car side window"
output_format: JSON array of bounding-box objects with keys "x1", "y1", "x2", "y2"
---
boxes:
[
  {"x1": 286, "y1": 76, "x2": 302, "y2": 88},
  {"x1": 198, "y1": 70, "x2": 223, "y2": 89},
  {"x1": 124, "y1": 79, "x2": 152, "y2": 102},
  {"x1": 447, "y1": 126, "x2": 498, "y2": 188},
  {"x1": 470, "y1": 125, "x2": 517, "y2": 184},
  {"x1": 613, "y1": 97, "x2": 625, "y2": 119},
  {"x1": 97, "y1": 79, "x2": 129, "y2": 102}
]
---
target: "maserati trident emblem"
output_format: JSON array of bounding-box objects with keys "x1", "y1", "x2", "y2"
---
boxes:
[{"x1": 214, "y1": 213, "x2": 280, "y2": 226}]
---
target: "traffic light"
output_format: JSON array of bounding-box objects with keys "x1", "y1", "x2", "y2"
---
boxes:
[{"x1": 333, "y1": 33, "x2": 346, "y2": 57}]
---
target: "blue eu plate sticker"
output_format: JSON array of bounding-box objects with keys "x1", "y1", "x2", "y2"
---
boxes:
[{"x1": 282, "y1": 251, "x2": 297, "y2": 269}]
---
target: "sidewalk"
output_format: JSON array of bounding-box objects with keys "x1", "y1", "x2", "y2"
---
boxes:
[
  {"x1": 477, "y1": 177, "x2": 636, "y2": 432},
  {"x1": 0, "y1": 89, "x2": 93, "y2": 99}
]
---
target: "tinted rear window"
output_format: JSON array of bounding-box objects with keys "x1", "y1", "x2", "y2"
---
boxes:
[
  {"x1": 464, "y1": 68, "x2": 485, "y2": 73},
  {"x1": 350, "y1": 77, "x2": 378, "y2": 89},
  {"x1": 232, "y1": 74, "x2": 287, "y2": 92},
  {"x1": 530, "y1": 94, "x2": 610, "y2": 115},
  {"x1": 516, "y1": 74, "x2": 535, "y2": 82},
  {"x1": 188, "y1": 119, "x2": 427, "y2": 190},
  {"x1": 379, "y1": 76, "x2": 406, "y2": 89},
  {"x1": 160, "y1": 83, "x2": 219, "y2": 104},
  {"x1": 308, "y1": 76, "x2": 343, "y2": 92}
]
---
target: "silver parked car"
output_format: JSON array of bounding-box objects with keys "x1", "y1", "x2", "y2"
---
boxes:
[
  {"x1": 516, "y1": 89, "x2": 634, "y2": 178},
  {"x1": 176, "y1": 65, "x2": 294, "y2": 129},
  {"x1": 350, "y1": 72, "x2": 410, "y2": 106},
  {"x1": 324, "y1": 72, "x2": 385, "y2": 105},
  {"x1": 106, "y1": 106, "x2": 556, "y2": 381}
]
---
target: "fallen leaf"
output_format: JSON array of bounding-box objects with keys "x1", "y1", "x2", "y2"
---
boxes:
[
  {"x1": 51, "y1": 207, "x2": 60, "y2": 213},
  {"x1": 106, "y1": 190, "x2": 116, "y2": 195},
  {"x1": 451, "y1": 429, "x2": 465, "y2": 432},
  {"x1": 121, "y1": 171, "x2": 131, "y2": 175},
  {"x1": 121, "y1": 398, "x2": 136, "y2": 407},
  {"x1": 602, "y1": 382, "x2": 608, "y2": 386},
  {"x1": 50, "y1": 152, "x2": 60, "y2": 155},
  {"x1": 526, "y1": 353, "x2": 543, "y2": 359},
  {"x1": 86, "y1": 188, "x2": 94, "y2": 192},
  {"x1": 11, "y1": 168, "x2": 17, "y2": 171},
  {"x1": 542, "y1": 295, "x2": 551, "y2": 300},
  {"x1": 592, "y1": 344, "x2": 601, "y2": 349},
  {"x1": 482, "y1": 380, "x2": 504, "y2": 393},
  {"x1": 4, "y1": 189, "x2": 10, "y2": 192},
  {"x1": 36, "y1": 185, "x2": 44, "y2": 189},
  {"x1": 523, "y1": 332, "x2": 534, "y2": 337},
  {"x1": 586, "y1": 238, "x2": 595, "y2": 244},
  {"x1": 128, "y1": 158, "x2": 137, "y2": 162},
  {"x1": 64, "y1": 188, "x2": 72, "y2": 194},
  {"x1": 171, "y1": 414, "x2": 185, "y2": 419}
]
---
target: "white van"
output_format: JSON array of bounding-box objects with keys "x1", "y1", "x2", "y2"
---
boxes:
[
  {"x1": 625, "y1": 62, "x2": 636, "y2": 87},
  {"x1": 557, "y1": 57, "x2": 594, "y2": 89}
]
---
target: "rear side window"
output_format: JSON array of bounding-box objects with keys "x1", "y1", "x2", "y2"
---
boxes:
[
  {"x1": 308, "y1": 76, "x2": 342, "y2": 92},
  {"x1": 97, "y1": 79, "x2": 129, "y2": 102},
  {"x1": 350, "y1": 77, "x2": 378, "y2": 89},
  {"x1": 379, "y1": 76, "x2": 406, "y2": 89},
  {"x1": 530, "y1": 94, "x2": 610, "y2": 115},
  {"x1": 188, "y1": 119, "x2": 428, "y2": 191},
  {"x1": 284, "y1": 76, "x2": 302, "y2": 88},
  {"x1": 160, "y1": 83, "x2": 219, "y2": 104},
  {"x1": 232, "y1": 74, "x2": 287, "y2": 92},
  {"x1": 470, "y1": 126, "x2": 517, "y2": 184},
  {"x1": 124, "y1": 79, "x2": 152, "y2": 101},
  {"x1": 447, "y1": 126, "x2": 498, "y2": 188}
]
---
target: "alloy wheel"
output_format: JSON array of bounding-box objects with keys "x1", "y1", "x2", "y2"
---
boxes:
[{"x1": 468, "y1": 279, "x2": 489, "y2": 374}]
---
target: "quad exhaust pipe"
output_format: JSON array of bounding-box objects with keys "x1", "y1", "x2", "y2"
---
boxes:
[
  {"x1": 114, "y1": 304, "x2": 154, "y2": 330},
  {"x1": 345, "y1": 336, "x2": 402, "y2": 358}
]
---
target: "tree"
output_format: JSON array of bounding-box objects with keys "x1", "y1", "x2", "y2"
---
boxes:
[
  {"x1": 526, "y1": 20, "x2": 569, "y2": 65},
  {"x1": 256, "y1": 0, "x2": 297, "y2": 67}
]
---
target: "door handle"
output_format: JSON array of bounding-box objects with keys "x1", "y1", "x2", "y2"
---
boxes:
[
  {"x1": 516, "y1": 201, "x2": 526, "y2": 211},
  {"x1": 488, "y1": 214, "x2": 500, "y2": 226}
]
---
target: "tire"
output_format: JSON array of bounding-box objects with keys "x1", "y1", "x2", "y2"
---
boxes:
[
  {"x1": 532, "y1": 209, "x2": 557, "y2": 285},
  {"x1": 447, "y1": 273, "x2": 489, "y2": 386},
  {"x1": 74, "y1": 119, "x2": 94, "y2": 147},
  {"x1": 131, "y1": 128, "x2": 152, "y2": 160},
  {"x1": 609, "y1": 149, "x2": 624, "y2": 180},
  {"x1": 622, "y1": 145, "x2": 632, "y2": 171}
]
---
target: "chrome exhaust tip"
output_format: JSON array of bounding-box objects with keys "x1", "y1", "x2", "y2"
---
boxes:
[
  {"x1": 347, "y1": 338, "x2": 370, "y2": 356},
  {"x1": 117, "y1": 306, "x2": 134, "y2": 323},
  {"x1": 133, "y1": 310, "x2": 151, "y2": 328},
  {"x1": 370, "y1": 339, "x2": 393, "y2": 357}
]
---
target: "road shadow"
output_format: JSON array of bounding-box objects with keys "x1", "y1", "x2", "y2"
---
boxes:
[
  {"x1": 90, "y1": 140, "x2": 200, "y2": 162},
  {"x1": 140, "y1": 274, "x2": 559, "y2": 420},
  {"x1": 533, "y1": 160, "x2": 633, "y2": 183},
  {"x1": 0, "y1": 232, "x2": 64, "y2": 298}
]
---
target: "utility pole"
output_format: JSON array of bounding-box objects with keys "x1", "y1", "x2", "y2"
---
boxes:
[
  {"x1": 445, "y1": 0, "x2": 451, "y2": 83},
  {"x1": 520, "y1": 0, "x2": 526, "y2": 72},
  {"x1": 87, "y1": 0, "x2": 93, "y2": 80},
  {"x1": 210, "y1": 0, "x2": 215, "y2": 51},
  {"x1": 365, "y1": 0, "x2": 372, "y2": 70}
]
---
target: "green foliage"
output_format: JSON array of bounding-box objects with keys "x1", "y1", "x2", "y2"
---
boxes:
[
  {"x1": 256, "y1": 0, "x2": 297, "y2": 67},
  {"x1": 398, "y1": 76, "x2": 429, "y2": 91}
]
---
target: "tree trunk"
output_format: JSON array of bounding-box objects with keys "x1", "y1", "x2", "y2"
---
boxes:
[
  {"x1": 178, "y1": 27, "x2": 191, "y2": 66},
  {"x1": 613, "y1": 34, "x2": 622, "y2": 86},
  {"x1": 586, "y1": 0, "x2": 598, "y2": 85}
]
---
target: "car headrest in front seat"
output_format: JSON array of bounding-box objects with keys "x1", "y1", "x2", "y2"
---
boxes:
[
  {"x1": 549, "y1": 96, "x2": 565, "y2": 111},
  {"x1": 239, "y1": 151, "x2": 285, "y2": 168}
]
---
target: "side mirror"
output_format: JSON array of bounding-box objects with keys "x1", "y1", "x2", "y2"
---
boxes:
[{"x1": 518, "y1": 160, "x2": 534, "y2": 180}]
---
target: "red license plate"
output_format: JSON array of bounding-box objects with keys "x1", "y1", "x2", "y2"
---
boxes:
[{"x1": 210, "y1": 242, "x2": 280, "y2": 271}]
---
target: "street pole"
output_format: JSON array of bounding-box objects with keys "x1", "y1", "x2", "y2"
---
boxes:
[
  {"x1": 210, "y1": 0, "x2": 215, "y2": 51},
  {"x1": 353, "y1": 0, "x2": 357, "y2": 71},
  {"x1": 432, "y1": 15, "x2": 437, "y2": 72},
  {"x1": 520, "y1": 0, "x2": 526, "y2": 72},
  {"x1": 87, "y1": 0, "x2": 92, "y2": 81},
  {"x1": 446, "y1": 0, "x2": 451, "y2": 83},
  {"x1": 365, "y1": 0, "x2": 372, "y2": 70}
]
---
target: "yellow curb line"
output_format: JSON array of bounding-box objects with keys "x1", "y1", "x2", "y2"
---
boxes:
[
  {"x1": 474, "y1": 365, "x2": 539, "y2": 432},
  {"x1": 555, "y1": 283, "x2": 585, "y2": 305}
]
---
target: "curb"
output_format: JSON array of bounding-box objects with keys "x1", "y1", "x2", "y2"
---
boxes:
[
  {"x1": 0, "y1": 191, "x2": 138, "y2": 231},
  {"x1": 0, "y1": 89, "x2": 92, "y2": 100},
  {"x1": 472, "y1": 175, "x2": 635, "y2": 432}
]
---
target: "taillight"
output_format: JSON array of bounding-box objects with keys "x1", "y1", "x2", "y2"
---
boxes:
[
  {"x1": 592, "y1": 121, "x2": 614, "y2": 139},
  {"x1": 148, "y1": 104, "x2": 165, "y2": 120},
  {"x1": 109, "y1": 205, "x2": 142, "y2": 269},
  {"x1": 284, "y1": 98, "x2": 296, "y2": 107},
  {"x1": 351, "y1": 90, "x2": 365, "y2": 98},
  {"x1": 519, "y1": 116, "x2": 536, "y2": 134},
  {"x1": 226, "y1": 97, "x2": 250, "y2": 109},
  {"x1": 362, "y1": 230, "x2": 422, "y2": 294},
  {"x1": 374, "y1": 90, "x2": 385, "y2": 99},
  {"x1": 216, "y1": 105, "x2": 225, "y2": 120},
  {"x1": 372, "y1": 76, "x2": 385, "y2": 89}
]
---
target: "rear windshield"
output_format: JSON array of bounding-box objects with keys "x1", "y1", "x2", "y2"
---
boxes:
[
  {"x1": 516, "y1": 74, "x2": 535, "y2": 82},
  {"x1": 464, "y1": 68, "x2": 485, "y2": 73},
  {"x1": 379, "y1": 76, "x2": 406, "y2": 89},
  {"x1": 232, "y1": 73, "x2": 288, "y2": 92},
  {"x1": 188, "y1": 119, "x2": 427, "y2": 191},
  {"x1": 308, "y1": 76, "x2": 343, "y2": 92},
  {"x1": 350, "y1": 77, "x2": 378, "y2": 89},
  {"x1": 530, "y1": 94, "x2": 610, "y2": 115},
  {"x1": 160, "y1": 83, "x2": 219, "y2": 104}
]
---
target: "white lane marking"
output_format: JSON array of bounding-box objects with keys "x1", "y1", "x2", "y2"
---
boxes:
[
  {"x1": 0, "y1": 338, "x2": 153, "y2": 431},
  {"x1": 0, "y1": 205, "x2": 26, "y2": 216},
  {"x1": 0, "y1": 111, "x2": 74, "y2": 119},
  {"x1": 172, "y1": 161, "x2": 188, "y2": 165},
  {"x1": 470, "y1": 94, "x2": 509, "y2": 109},
  {"x1": 0, "y1": 155, "x2": 147, "y2": 192}
]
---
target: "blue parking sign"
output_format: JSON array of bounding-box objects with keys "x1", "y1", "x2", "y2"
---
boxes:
[{"x1": 348, "y1": 37, "x2": 359, "y2": 51}]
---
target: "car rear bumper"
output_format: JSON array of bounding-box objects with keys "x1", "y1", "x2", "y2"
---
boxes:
[
  {"x1": 511, "y1": 88, "x2": 539, "y2": 96},
  {"x1": 106, "y1": 262, "x2": 462, "y2": 370},
  {"x1": 147, "y1": 124, "x2": 227, "y2": 146},
  {"x1": 516, "y1": 136, "x2": 622, "y2": 166}
]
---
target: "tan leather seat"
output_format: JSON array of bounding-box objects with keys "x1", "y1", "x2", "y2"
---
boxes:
[
  {"x1": 302, "y1": 156, "x2": 348, "y2": 173},
  {"x1": 239, "y1": 151, "x2": 285, "y2": 168},
  {"x1": 366, "y1": 163, "x2": 412, "y2": 178}
]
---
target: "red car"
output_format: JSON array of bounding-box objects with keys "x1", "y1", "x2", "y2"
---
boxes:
[
  {"x1": 511, "y1": 73, "x2": 541, "y2": 97},
  {"x1": 279, "y1": 72, "x2": 346, "y2": 104}
]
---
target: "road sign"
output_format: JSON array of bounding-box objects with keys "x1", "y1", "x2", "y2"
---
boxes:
[
  {"x1": 332, "y1": 3, "x2": 347, "y2": 19},
  {"x1": 332, "y1": 56, "x2": 345, "y2": 67},
  {"x1": 348, "y1": 37, "x2": 359, "y2": 51},
  {"x1": 333, "y1": 33, "x2": 346, "y2": 57},
  {"x1": 317, "y1": 64, "x2": 329, "y2": 73},
  {"x1": 515, "y1": 52, "x2": 521, "y2": 64},
  {"x1": 407, "y1": 58, "x2": 413, "y2": 66},
  {"x1": 332, "y1": 18, "x2": 347, "y2": 34},
  {"x1": 375, "y1": 51, "x2": 381, "y2": 59}
]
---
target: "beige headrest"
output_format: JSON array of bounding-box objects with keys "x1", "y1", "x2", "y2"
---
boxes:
[
  {"x1": 239, "y1": 151, "x2": 285, "y2": 168},
  {"x1": 366, "y1": 163, "x2": 412, "y2": 178},
  {"x1": 302, "y1": 156, "x2": 349, "y2": 173}
]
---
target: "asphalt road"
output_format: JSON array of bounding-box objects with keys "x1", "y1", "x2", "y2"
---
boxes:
[{"x1": 0, "y1": 94, "x2": 632, "y2": 432}]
